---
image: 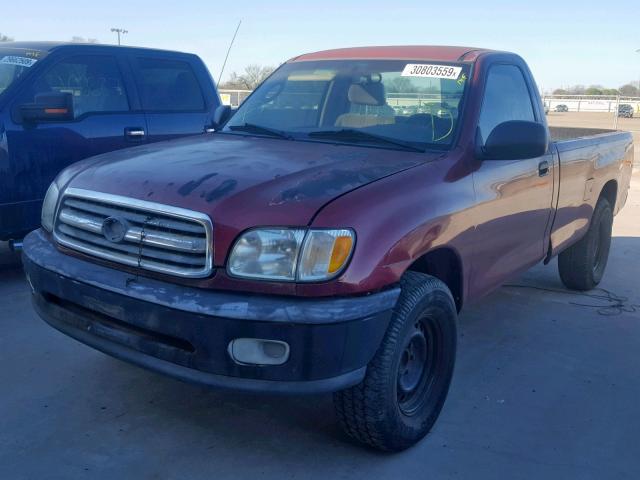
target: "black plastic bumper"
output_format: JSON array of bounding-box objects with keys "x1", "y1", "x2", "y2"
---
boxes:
[{"x1": 22, "y1": 229, "x2": 400, "y2": 394}]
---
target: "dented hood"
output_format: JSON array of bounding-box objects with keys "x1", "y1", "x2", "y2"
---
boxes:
[{"x1": 68, "y1": 133, "x2": 434, "y2": 234}]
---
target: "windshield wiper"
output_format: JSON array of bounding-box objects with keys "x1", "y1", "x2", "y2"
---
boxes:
[
  {"x1": 228, "y1": 123, "x2": 293, "y2": 140},
  {"x1": 308, "y1": 129, "x2": 424, "y2": 152}
]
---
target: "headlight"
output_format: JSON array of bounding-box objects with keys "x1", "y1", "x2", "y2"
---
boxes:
[
  {"x1": 41, "y1": 182, "x2": 61, "y2": 232},
  {"x1": 228, "y1": 228, "x2": 306, "y2": 281},
  {"x1": 297, "y1": 229, "x2": 354, "y2": 281},
  {"x1": 228, "y1": 228, "x2": 355, "y2": 282}
]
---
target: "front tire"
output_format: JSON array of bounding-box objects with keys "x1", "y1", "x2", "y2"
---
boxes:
[
  {"x1": 333, "y1": 272, "x2": 457, "y2": 451},
  {"x1": 558, "y1": 198, "x2": 613, "y2": 290}
]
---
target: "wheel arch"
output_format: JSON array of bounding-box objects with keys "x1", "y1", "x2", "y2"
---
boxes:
[
  {"x1": 599, "y1": 179, "x2": 618, "y2": 211},
  {"x1": 405, "y1": 247, "x2": 464, "y2": 312}
]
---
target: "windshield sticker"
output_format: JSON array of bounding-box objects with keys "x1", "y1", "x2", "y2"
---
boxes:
[
  {"x1": 401, "y1": 64, "x2": 462, "y2": 80},
  {"x1": 457, "y1": 73, "x2": 468, "y2": 86},
  {"x1": 0, "y1": 56, "x2": 38, "y2": 68},
  {"x1": 24, "y1": 50, "x2": 44, "y2": 59}
]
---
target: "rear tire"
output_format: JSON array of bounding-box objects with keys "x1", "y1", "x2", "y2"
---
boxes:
[
  {"x1": 333, "y1": 272, "x2": 457, "y2": 451},
  {"x1": 558, "y1": 198, "x2": 613, "y2": 290}
]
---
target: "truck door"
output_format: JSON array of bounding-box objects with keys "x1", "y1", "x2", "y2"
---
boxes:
[
  {"x1": 470, "y1": 63, "x2": 556, "y2": 297},
  {"x1": 130, "y1": 55, "x2": 214, "y2": 143},
  {"x1": 2, "y1": 53, "x2": 146, "y2": 238}
]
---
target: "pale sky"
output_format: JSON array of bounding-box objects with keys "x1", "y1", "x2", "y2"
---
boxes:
[{"x1": 3, "y1": 0, "x2": 639, "y2": 91}]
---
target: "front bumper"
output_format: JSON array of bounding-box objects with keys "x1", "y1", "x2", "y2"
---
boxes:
[{"x1": 22, "y1": 229, "x2": 399, "y2": 394}]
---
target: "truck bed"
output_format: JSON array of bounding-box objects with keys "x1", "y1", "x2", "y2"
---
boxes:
[
  {"x1": 549, "y1": 126, "x2": 616, "y2": 142},
  {"x1": 547, "y1": 126, "x2": 634, "y2": 258}
]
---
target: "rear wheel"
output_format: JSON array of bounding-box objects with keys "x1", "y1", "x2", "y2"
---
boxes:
[
  {"x1": 333, "y1": 272, "x2": 457, "y2": 451},
  {"x1": 558, "y1": 198, "x2": 613, "y2": 290}
]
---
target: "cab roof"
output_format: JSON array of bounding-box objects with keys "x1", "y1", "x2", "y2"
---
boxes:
[
  {"x1": 290, "y1": 45, "x2": 494, "y2": 63},
  {"x1": 0, "y1": 41, "x2": 189, "y2": 56},
  {"x1": 0, "y1": 41, "x2": 69, "y2": 52}
]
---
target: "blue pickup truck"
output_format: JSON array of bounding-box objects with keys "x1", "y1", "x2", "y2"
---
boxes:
[{"x1": 0, "y1": 42, "x2": 222, "y2": 241}]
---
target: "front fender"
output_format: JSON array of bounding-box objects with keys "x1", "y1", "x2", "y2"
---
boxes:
[{"x1": 300, "y1": 153, "x2": 476, "y2": 301}]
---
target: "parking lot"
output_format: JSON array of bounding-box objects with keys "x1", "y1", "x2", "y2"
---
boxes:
[{"x1": 1, "y1": 125, "x2": 639, "y2": 479}]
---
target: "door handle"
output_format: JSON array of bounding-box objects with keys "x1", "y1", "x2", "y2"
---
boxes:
[
  {"x1": 125, "y1": 127, "x2": 146, "y2": 140},
  {"x1": 538, "y1": 160, "x2": 550, "y2": 177}
]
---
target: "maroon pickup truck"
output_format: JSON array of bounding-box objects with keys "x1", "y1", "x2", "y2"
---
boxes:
[{"x1": 23, "y1": 46, "x2": 634, "y2": 451}]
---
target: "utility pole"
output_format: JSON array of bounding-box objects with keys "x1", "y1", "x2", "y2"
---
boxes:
[
  {"x1": 635, "y1": 49, "x2": 640, "y2": 113},
  {"x1": 110, "y1": 28, "x2": 128, "y2": 46}
]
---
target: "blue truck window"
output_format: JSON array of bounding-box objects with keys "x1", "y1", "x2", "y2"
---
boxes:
[
  {"x1": 136, "y1": 57, "x2": 205, "y2": 112},
  {"x1": 25, "y1": 55, "x2": 129, "y2": 118}
]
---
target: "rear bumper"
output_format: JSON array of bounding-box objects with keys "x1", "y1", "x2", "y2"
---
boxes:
[{"x1": 23, "y1": 229, "x2": 399, "y2": 394}]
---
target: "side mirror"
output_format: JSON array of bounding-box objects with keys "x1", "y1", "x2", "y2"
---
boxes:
[
  {"x1": 20, "y1": 92, "x2": 74, "y2": 123},
  {"x1": 212, "y1": 105, "x2": 233, "y2": 129},
  {"x1": 482, "y1": 120, "x2": 547, "y2": 160}
]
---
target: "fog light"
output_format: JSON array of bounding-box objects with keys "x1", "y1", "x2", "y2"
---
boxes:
[{"x1": 228, "y1": 338, "x2": 290, "y2": 366}]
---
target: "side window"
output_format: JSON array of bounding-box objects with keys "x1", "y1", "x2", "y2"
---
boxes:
[
  {"x1": 136, "y1": 58, "x2": 205, "y2": 112},
  {"x1": 27, "y1": 55, "x2": 129, "y2": 118},
  {"x1": 478, "y1": 64, "x2": 535, "y2": 142}
]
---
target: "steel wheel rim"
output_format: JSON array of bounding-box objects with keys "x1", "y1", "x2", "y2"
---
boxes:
[
  {"x1": 593, "y1": 218, "x2": 608, "y2": 274},
  {"x1": 396, "y1": 316, "x2": 441, "y2": 416}
]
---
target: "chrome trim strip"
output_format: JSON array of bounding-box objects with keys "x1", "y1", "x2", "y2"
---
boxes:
[
  {"x1": 58, "y1": 209, "x2": 207, "y2": 253},
  {"x1": 64, "y1": 197, "x2": 205, "y2": 233},
  {"x1": 54, "y1": 188, "x2": 213, "y2": 278},
  {"x1": 126, "y1": 129, "x2": 146, "y2": 137}
]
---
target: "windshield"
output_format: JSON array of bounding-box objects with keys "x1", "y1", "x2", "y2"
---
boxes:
[
  {"x1": 223, "y1": 59, "x2": 471, "y2": 151},
  {"x1": 0, "y1": 49, "x2": 44, "y2": 96}
]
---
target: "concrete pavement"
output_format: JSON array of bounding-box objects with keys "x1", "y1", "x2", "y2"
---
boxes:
[{"x1": 1, "y1": 177, "x2": 638, "y2": 480}]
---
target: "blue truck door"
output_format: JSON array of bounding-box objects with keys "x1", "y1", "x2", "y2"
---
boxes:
[
  {"x1": 1, "y1": 53, "x2": 147, "y2": 239},
  {"x1": 130, "y1": 54, "x2": 216, "y2": 142}
]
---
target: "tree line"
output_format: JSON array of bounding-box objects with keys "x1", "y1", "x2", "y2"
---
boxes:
[
  {"x1": 1, "y1": 33, "x2": 98, "y2": 43},
  {"x1": 553, "y1": 83, "x2": 640, "y2": 97},
  {"x1": 219, "y1": 64, "x2": 276, "y2": 90},
  {"x1": 222, "y1": 68, "x2": 640, "y2": 98}
]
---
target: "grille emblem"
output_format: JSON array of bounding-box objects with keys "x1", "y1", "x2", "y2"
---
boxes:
[{"x1": 101, "y1": 216, "x2": 129, "y2": 243}]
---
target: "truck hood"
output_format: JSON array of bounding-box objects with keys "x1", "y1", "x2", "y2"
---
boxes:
[
  {"x1": 67, "y1": 134, "x2": 439, "y2": 266},
  {"x1": 68, "y1": 134, "x2": 436, "y2": 225}
]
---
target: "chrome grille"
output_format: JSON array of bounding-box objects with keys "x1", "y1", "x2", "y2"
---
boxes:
[{"x1": 54, "y1": 188, "x2": 213, "y2": 278}]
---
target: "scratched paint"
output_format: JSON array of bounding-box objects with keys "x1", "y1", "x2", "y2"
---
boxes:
[{"x1": 204, "y1": 179, "x2": 238, "y2": 202}]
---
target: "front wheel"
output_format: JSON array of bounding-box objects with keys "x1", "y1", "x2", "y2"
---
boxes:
[
  {"x1": 558, "y1": 198, "x2": 613, "y2": 290},
  {"x1": 333, "y1": 272, "x2": 457, "y2": 451}
]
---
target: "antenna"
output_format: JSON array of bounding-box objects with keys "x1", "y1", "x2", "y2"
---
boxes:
[{"x1": 217, "y1": 20, "x2": 242, "y2": 86}]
